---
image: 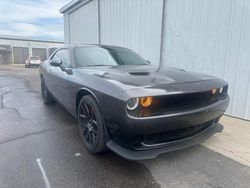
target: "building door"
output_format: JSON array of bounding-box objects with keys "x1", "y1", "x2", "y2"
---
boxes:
[
  {"x1": 32, "y1": 48, "x2": 47, "y2": 61},
  {"x1": 0, "y1": 45, "x2": 12, "y2": 64},
  {"x1": 13, "y1": 47, "x2": 29, "y2": 64}
]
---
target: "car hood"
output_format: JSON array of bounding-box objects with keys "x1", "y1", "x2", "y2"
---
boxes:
[{"x1": 78, "y1": 65, "x2": 216, "y2": 90}]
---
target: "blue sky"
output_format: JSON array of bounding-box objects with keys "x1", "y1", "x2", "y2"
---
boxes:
[{"x1": 0, "y1": 0, "x2": 71, "y2": 41}]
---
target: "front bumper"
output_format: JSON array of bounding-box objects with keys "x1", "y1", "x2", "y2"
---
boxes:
[
  {"x1": 106, "y1": 96, "x2": 229, "y2": 160},
  {"x1": 27, "y1": 63, "x2": 41, "y2": 66},
  {"x1": 107, "y1": 123, "x2": 223, "y2": 160}
]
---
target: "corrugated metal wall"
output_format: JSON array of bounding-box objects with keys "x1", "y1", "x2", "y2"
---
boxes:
[
  {"x1": 161, "y1": 0, "x2": 250, "y2": 120},
  {"x1": 99, "y1": 0, "x2": 164, "y2": 66},
  {"x1": 66, "y1": 0, "x2": 164, "y2": 65},
  {"x1": 68, "y1": 0, "x2": 99, "y2": 44},
  {"x1": 63, "y1": 14, "x2": 70, "y2": 44},
  {"x1": 63, "y1": 0, "x2": 250, "y2": 120}
]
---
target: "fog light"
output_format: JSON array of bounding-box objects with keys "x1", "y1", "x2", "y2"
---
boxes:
[
  {"x1": 140, "y1": 97, "x2": 153, "y2": 108},
  {"x1": 127, "y1": 98, "x2": 139, "y2": 110}
]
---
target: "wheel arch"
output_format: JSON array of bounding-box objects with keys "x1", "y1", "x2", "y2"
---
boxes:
[{"x1": 75, "y1": 88, "x2": 102, "y2": 115}]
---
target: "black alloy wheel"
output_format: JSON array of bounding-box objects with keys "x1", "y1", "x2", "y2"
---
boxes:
[{"x1": 78, "y1": 95, "x2": 106, "y2": 153}]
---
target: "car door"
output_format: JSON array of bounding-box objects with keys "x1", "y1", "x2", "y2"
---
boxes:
[
  {"x1": 45, "y1": 50, "x2": 61, "y2": 96},
  {"x1": 47, "y1": 48, "x2": 75, "y2": 111}
]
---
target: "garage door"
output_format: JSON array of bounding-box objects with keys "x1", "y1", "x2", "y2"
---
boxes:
[
  {"x1": 13, "y1": 47, "x2": 29, "y2": 64},
  {"x1": 32, "y1": 48, "x2": 47, "y2": 61}
]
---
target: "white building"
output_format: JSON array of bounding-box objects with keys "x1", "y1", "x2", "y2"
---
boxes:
[
  {"x1": 0, "y1": 35, "x2": 63, "y2": 65},
  {"x1": 60, "y1": 0, "x2": 250, "y2": 120}
]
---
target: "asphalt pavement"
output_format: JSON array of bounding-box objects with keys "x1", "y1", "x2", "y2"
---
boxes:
[{"x1": 0, "y1": 65, "x2": 249, "y2": 188}]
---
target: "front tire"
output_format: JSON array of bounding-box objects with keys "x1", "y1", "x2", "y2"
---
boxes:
[
  {"x1": 78, "y1": 95, "x2": 107, "y2": 153},
  {"x1": 41, "y1": 78, "x2": 54, "y2": 104}
]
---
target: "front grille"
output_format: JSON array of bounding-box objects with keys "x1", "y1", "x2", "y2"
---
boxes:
[
  {"x1": 155, "y1": 89, "x2": 226, "y2": 110},
  {"x1": 127, "y1": 86, "x2": 228, "y2": 118},
  {"x1": 142, "y1": 120, "x2": 214, "y2": 145},
  {"x1": 134, "y1": 86, "x2": 228, "y2": 117}
]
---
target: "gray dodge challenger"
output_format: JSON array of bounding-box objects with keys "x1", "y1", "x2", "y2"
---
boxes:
[{"x1": 39, "y1": 45, "x2": 230, "y2": 160}]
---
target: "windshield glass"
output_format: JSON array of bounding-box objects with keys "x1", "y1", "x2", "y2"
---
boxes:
[
  {"x1": 74, "y1": 46, "x2": 147, "y2": 67},
  {"x1": 30, "y1": 56, "x2": 40, "y2": 60}
]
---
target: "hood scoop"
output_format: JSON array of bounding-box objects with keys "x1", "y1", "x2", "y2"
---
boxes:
[{"x1": 128, "y1": 71, "x2": 150, "y2": 76}]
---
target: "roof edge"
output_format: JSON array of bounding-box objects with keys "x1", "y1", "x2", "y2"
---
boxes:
[
  {"x1": 59, "y1": 0, "x2": 81, "y2": 14},
  {"x1": 0, "y1": 35, "x2": 63, "y2": 44},
  {"x1": 60, "y1": 0, "x2": 92, "y2": 14}
]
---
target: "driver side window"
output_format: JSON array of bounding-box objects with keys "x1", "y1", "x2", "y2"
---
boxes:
[{"x1": 52, "y1": 49, "x2": 70, "y2": 68}]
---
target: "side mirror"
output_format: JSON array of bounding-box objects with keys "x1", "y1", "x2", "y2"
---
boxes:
[
  {"x1": 146, "y1": 60, "x2": 151, "y2": 65},
  {"x1": 50, "y1": 59, "x2": 62, "y2": 67}
]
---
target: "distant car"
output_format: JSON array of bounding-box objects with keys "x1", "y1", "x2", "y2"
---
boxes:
[
  {"x1": 39, "y1": 45, "x2": 230, "y2": 160},
  {"x1": 25, "y1": 56, "x2": 42, "y2": 68}
]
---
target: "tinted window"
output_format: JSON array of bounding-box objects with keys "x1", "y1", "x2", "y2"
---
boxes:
[
  {"x1": 74, "y1": 46, "x2": 147, "y2": 67},
  {"x1": 52, "y1": 49, "x2": 70, "y2": 67}
]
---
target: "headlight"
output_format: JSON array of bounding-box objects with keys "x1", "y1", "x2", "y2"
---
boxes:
[
  {"x1": 211, "y1": 88, "x2": 217, "y2": 95},
  {"x1": 127, "y1": 98, "x2": 139, "y2": 110},
  {"x1": 140, "y1": 96, "x2": 153, "y2": 108},
  {"x1": 219, "y1": 87, "x2": 223, "y2": 93},
  {"x1": 127, "y1": 97, "x2": 153, "y2": 110}
]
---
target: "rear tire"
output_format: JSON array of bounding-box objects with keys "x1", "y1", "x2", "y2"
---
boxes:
[
  {"x1": 41, "y1": 78, "x2": 54, "y2": 104},
  {"x1": 78, "y1": 95, "x2": 107, "y2": 153}
]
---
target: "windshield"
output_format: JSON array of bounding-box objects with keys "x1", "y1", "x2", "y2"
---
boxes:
[
  {"x1": 74, "y1": 46, "x2": 147, "y2": 67},
  {"x1": 30, "y1": 56, "x2": 40, "y2": 60}
]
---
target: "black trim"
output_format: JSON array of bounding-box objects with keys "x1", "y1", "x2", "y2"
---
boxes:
[{"x1": 106, "y1": 123, "x2": 223, "y2": 160}]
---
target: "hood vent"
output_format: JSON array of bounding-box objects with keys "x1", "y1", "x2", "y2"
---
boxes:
[{"x1": 129, "y1": 71, "x2": 149, "y2": 76}]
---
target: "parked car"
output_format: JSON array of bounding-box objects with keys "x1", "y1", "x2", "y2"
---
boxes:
[
  {"x1": 25, "y1": 56, "x2": 42, "y2": 68},
  {"x1": 39, "y1": 45, "x2": 230, "y2": 160}
]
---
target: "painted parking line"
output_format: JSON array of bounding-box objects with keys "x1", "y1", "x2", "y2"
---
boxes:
[
  {"x1": 36, "y1": 158, "x2": 51, "y2": 188},
  {"x1": 74, "y1": 153, "x2": 81, "y2": 157}
]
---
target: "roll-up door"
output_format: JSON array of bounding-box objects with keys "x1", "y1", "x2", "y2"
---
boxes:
[
  {"x1": 32, "y1": 48, "x2": 47, "y2": 61},
  {"x1": 13, "y1": 47, "x2": 29, "y2": 64}
]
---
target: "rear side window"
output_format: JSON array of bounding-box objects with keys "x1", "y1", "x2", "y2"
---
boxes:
[{"x1": 52, "y1": 49, "x2": 70, "y2": 68}]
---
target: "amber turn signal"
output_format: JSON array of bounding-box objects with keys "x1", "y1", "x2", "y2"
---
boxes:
[{"x1": 140, "y1": 97, "x2": 153, "y2": 108}]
